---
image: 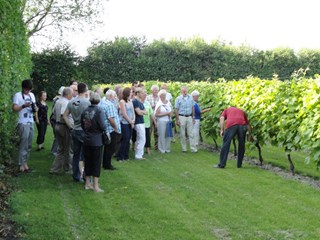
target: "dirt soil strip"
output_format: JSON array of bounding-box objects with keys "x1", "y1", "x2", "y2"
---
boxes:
[{"x1": 199, "y1": 142, "x2": 320, "y2": 190}]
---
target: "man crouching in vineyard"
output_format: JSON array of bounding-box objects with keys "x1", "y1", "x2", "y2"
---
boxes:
[{"x1": 214, "y1": 106, "x2": 251, "y2": 168}]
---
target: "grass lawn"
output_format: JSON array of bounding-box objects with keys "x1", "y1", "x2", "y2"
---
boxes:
[{"x1": 9, "y1": 126, "x2": 320, "y2": 239}]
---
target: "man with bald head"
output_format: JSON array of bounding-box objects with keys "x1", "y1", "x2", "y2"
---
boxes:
[{"x1": 50, "y1": 87, "x2": 74, "y2": 174}]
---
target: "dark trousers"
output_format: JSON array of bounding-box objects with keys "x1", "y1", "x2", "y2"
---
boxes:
[
  {"x1": 72, "y1": 130, "x2": 85, "y2": 181},
  {"x1": 132, "y1": 128, "x2": 136, "y2": 144},
  {"x1": 83, "y1": 145, "x2": 102, "y2": 177},
  {"x1": 103, "y1": 131, "x2": 122, "y2": 168},
  {"x1": 117, "y1": 124, "x2": 132, "y2": 160},
  {"x1": 50, "y1": 119, "x2": 58, "y2": 155},
  {"x1": 145, "y1": 127, "x2": 151, "y2": 148},
  {"x1": 219, "y1": 125, "x2": 247, "y2": 168},
  {"x1": 36, "y1": 121, "x2": 47, "y2": 144},
  {"x1": 151, "y1": 122, "x2": 158, "y2": 150}
]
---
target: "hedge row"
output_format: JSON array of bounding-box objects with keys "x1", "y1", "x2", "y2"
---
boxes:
[
  {"x1": 78, "y1": 37, "x2": 320, "y2": 83},
  {"x1": 31, "y1": 37, "x2": 320, "y2": 99},
  {"x1": 0, "y1": 0, "x2": 31, "y2": 163}
]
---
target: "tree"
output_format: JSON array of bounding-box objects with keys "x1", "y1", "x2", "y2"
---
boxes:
[
  {"x1": 22, "y1": 0, "x2": 105, "y2": 38},
  {"x1": 79, "y1": 37, "x2": 139, "y2": 83},
  {"x1": 31, "y1": 44, "x2": 79, "y2": 99}
]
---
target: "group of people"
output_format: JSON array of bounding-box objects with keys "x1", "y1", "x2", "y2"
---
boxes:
[{"x1": 12, "y1": 79, "x2": 251, "y2": 192}]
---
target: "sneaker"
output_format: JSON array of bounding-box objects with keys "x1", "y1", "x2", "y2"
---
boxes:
[{"x1": 213, "y1": 164, "x2": 225, "y2": 169}]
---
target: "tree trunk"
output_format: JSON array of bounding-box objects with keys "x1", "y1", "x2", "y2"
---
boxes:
[
  {"x1": 213, "y1": 138, "x2": 218, "y2": 150},
  {"x1": 287, "y1": 153, "x2": 295, "y2": 175},
  {"x1": 255, "y1": 142, "x2": 264, "y2": 165},
  {"x1": 233, "y1": 138, "x2": 237, "y2": 156}
]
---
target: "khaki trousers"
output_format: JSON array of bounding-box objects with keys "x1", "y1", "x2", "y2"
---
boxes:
[
  {"x1": 50, "y1": 124, "x2": 72, "y2": 173},
  {"x1": 179, "y1": 116, "x2": 197, "y2": 152}
]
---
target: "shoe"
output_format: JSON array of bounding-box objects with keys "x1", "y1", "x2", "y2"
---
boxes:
[
  {"x1": 84, "y1": 185, "x2": 93, "y2": 190},
  {"x1": 191, "y1": 150, "x2": 198, "y2": 153},
  {"x1": 135, "y1": 157, "x2": 145, "y2": 160},
  {"x1": 213, "y1": 164, "x2": 225, "y2": 169},
  {"x1": 73, "y1": 177, "x2": 84, "y2": 182},
  {"x1": 104, "y1": 166, "x2": 117, "y2": 170},
  {"x1": 36, "y1": 148, "x2": 41, "y2": 152},
  {"x1": 24, "y1": 168, "x2": 33, "y2": 173},
  {"x1": 94, "y1": 188, "x2": 104, "y2": 193}
]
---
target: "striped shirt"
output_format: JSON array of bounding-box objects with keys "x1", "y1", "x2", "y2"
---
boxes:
[{"x1": 99, "y1": 99, "x2": 121, "y2": 134}]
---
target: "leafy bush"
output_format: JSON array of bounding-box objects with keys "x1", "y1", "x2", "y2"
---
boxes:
[
  {"x1": 0, "y1": 0, "x2": 31, "y2": 163},
  {"x1": 31, "y1": 45, "x2": 79, "y2": 99}
]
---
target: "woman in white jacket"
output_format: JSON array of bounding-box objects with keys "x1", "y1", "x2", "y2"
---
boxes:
[{"x1": 155, "y1": 90, "x2": 173, "y2": 153}]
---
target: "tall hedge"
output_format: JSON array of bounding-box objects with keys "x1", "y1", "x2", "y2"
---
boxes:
[
  {"x1": 75, "y1": 37, "x2": 319, "y2": 83},
  {"x1": 31, "y1": 45, "x2": 79, "y2": 99},
  {"x1": 0, "y1": 0, "x2": 31, "y2": 163}
]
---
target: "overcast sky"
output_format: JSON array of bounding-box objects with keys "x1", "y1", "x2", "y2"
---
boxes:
[{"x1": 30, "y1": 0, "x2": 320, "y2": 55}]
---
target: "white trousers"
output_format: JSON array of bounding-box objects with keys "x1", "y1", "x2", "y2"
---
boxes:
[
  {"x1": 193, "y1": 119, "x2": 200, "y2": 146},
  {"x1": 157, "y1": 121, "x2": 171, "y2": 153},
  {"x1": 134, "y1": 123, "x2": 146, "y2": 158}
]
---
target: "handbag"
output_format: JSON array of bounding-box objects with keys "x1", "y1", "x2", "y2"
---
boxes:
[
  {"x1": 166, "y1": 121, "x2": 173, "y2": 138},
  {"x1": 102, "y1": 131, "x2": 111, "y2": 145}
]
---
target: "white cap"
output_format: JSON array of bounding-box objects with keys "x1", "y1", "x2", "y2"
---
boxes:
[{"x1": 58, "y1": 86, "x2": 65, "y2": 95}]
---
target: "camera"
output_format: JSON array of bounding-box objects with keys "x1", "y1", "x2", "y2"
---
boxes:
[{"x1": 31, "y1": 102, "x2": 37, "y2": 113}]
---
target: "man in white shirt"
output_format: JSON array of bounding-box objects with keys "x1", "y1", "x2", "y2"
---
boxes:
[{"x1": 12, "y1": 79, "x2": 38, "y2": 173}]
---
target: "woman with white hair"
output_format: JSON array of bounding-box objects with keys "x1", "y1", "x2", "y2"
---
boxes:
[
  {"x1": 155, "y1": 89, "x2": 173, "y2": 153},
  {"x1": 191, "y1": 90, "x2": 210, "y2": 146}
]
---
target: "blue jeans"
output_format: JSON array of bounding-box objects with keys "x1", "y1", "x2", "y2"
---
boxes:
[
  {"x1": 72, "y1": 130, "x2": 85, "y2": 181},
  {"x1": 219, "y1": 125, "x2": 247, "y2": 168},
  {"x1": 117, "y1": 124, "x2": 132, "y2": 160}
]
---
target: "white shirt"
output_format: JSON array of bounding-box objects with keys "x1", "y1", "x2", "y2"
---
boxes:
[
  {"x1": 54, "y1": 97, "x2": 71, "y2": 123},
  {"x1": 155, "y1": 100, "x2": 172, "y2": 122},
  {"x1": 13, "y1": 92, "x2": 36, "y2": 124}
]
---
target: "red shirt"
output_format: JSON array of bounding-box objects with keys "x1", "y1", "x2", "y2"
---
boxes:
[{"x1": 221, "y1": 107, "x2": 249, "y2": 129}]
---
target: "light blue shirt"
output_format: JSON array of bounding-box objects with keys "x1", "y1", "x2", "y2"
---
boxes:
[{"x1": 174, "y1": 94, "x2": 194, "y2": 115}]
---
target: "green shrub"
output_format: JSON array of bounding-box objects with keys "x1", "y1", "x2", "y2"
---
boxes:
[{"x1": 0, "y1": 0, "x2": 31, "y2": 164}]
